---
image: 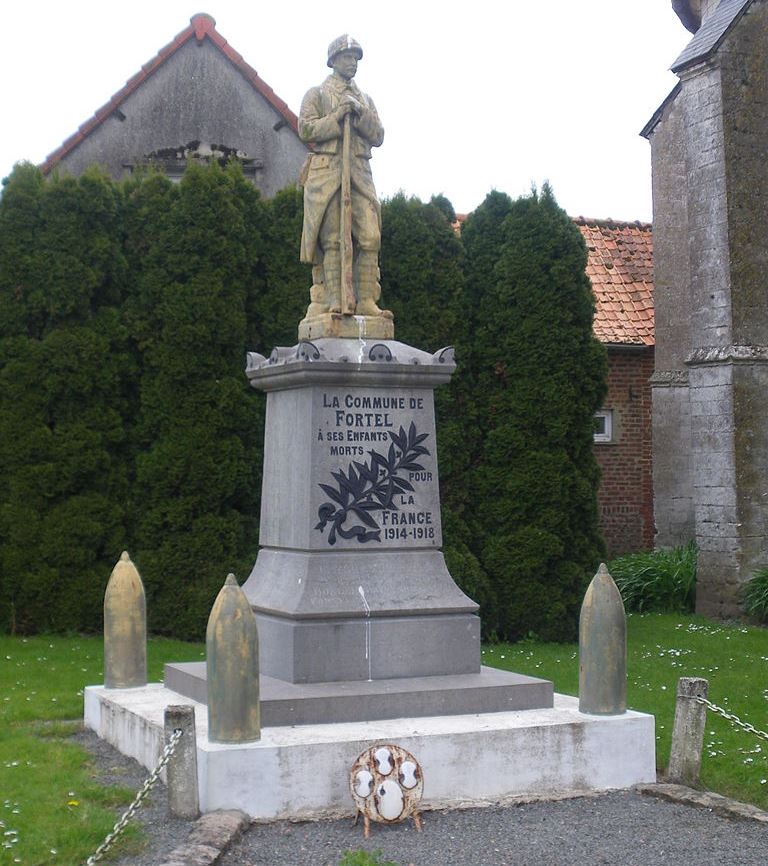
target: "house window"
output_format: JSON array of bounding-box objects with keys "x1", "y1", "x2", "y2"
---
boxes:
[{"x1": 593, "y1": 410, "x2": 613, "y2": 443}]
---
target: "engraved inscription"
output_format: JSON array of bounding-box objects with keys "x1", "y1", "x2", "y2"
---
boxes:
[{"x1": 312, "y1": 387, "x2": 440, "y2": 549}]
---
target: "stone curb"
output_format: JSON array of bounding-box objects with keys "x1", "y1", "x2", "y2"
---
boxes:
[
  {"x1": 637, "y1": 783, "x2": 768, "y2": 823},
  {"x1": 156, "y1": 809, "x2": 251, "y2": 866}
]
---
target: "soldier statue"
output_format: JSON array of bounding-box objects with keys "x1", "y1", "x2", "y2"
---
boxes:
[{"x1": 298, "y1": 35, "x2": 392, "y2": 328}]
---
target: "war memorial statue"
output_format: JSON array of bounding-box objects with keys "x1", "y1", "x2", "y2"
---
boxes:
[
  {"x1": 232, "y1": 33, "x2": 498, "y2": 690},
  {"x1": 298, "y1": 35, "x2": 393, "y2": 340},
  {"x1": 90, "y1": 32, "x2": 652, "y2": 822}
]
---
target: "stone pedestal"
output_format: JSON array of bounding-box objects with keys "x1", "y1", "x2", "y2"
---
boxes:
[
  {"x1": 103, "y1": 339, "x2": 656, "y2": 817},
  {"x1": 241, "y1": 338, "x2": 478, "y2": 684},
  {"x1": 165, "y1": 336, "x2": 555, "y2": 720},
  {"x1": 164, "y1": 665, "x2": 553, "y2": 725}
]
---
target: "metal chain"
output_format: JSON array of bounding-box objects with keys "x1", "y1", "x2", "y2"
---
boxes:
[
  {"x1": 692, "y1": 695, "x2": 768, "y2": 743},
  {"x1": 83, "y1": 728, "x2": 183, "y2": 866}
]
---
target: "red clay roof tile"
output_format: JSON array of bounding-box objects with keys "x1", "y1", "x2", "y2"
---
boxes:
[{"x1": 575, "y1": 216, "x2": 655, "y2": 347}]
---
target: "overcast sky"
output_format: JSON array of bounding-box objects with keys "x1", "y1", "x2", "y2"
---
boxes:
[{"x1": 2, "y1": 1, "x2": 692, "y2": 221}]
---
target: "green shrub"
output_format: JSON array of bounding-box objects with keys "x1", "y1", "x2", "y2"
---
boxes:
[
  {"x1": 0, "y1": 169, "x2": 612, "y2": 642},
  {"x1": 743, "y1": 567, "x2": 768, "y2": 622},
  {"x1": 380, "y1": 192, "x2": 463, "y2": 351},
  {"x1": 128, "y1": 162, "x2": 265, "y2": 639},
  {"x1": 442, "y1": 524, "x2": 497, "y2": 638},
  {"x1": 607, "y1": 543, "x2": 697, "y2": 613}
]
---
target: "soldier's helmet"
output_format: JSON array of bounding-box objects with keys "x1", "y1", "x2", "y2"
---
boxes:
[{"x1": 327, "y1": 34, "x2": 363, "y2": 67}]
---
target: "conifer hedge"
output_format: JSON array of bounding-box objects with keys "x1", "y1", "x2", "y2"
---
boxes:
[
  {"x1": 125, "y1": 163, "x2": 266, "y2": 636},
  {"x1": 0, "y1": 167, "x2": 134, "y2": 632},
  {"x1": 466, "y1": 186, "x2": 607, "y2": 641},
  {"x1": 0, "y1": 164, "x2": 606, "y2": 641}
]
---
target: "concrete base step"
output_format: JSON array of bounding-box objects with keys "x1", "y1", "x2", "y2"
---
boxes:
[
  {"x1": 163, "y1": 662, "x2": 554, "y2": 726},
  {"x1": 84, "y1": 684, "x2": 656, "y2": 819}
]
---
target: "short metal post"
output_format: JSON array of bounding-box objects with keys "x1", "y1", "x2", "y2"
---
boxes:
[
  {"x1": 667, "y1": 676, "x2": 709, "y2": 785},
  {"x1": 164, "y1": 705, "x2": 199, "y2": 819}
]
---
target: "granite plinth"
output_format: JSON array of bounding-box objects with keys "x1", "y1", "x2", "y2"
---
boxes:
[
  {"x1": 163, "y1": 663, "x2": 554, "y2": 726},
  {"x1": 245, "y1": 548, "x2": 475, "y2": 618},
  {"x1": 253, "y1": 610, "x2": 480, "y2": 683},
  {"x1": 244, "y1": 547, "x2": 480, "y2": 683},
  {"x1": 243, "y1": 339, "x2": 479, "y2": 684}
]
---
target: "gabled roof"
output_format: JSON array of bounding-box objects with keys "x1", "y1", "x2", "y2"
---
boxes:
[
  {"x1": 672, "y1": 0, "x2": 753, "y2": 72},
  {"x1": 575, "y1": 217, "x2": 655, "y2": 348},
  {"x1": 41, "y1": 13, "x2": 299, "y2": 175}
]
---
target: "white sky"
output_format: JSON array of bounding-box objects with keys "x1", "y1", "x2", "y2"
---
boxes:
[{"x1": 1, "y1": 1, "x2": 692, "y2": 222}]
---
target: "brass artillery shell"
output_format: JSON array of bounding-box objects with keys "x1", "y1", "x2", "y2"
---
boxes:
[
  {"x1": 206, "y1": 574, "x2": 261, "y2": 743},
  {"x1": 104, "y1": 551, "x2": 147, "y2": 689},
  {"x1": 579, "y1": 563, "x2": 627, "y2": 715}
]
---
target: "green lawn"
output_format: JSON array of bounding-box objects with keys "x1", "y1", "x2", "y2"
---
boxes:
[
  {"x1": 484, "y1": 612, "x2": 768, "y2": 809},
  {"x1": 0, "y1": 634, "x2": 203, "y2": 865},
  {"x1": 1, "y1": 615, "x2": 766, "y2": 864}
]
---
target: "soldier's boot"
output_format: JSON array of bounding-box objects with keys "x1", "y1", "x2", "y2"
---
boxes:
[
  {"x1": 322, "y1": 249, "x2": 343, "y2": 313},
  {"x1": 355, "y1": 251, "x2": 393, "y2": 319},
  {"x1": 304, "y1": 264, "x2": 330, "y2": 318}
]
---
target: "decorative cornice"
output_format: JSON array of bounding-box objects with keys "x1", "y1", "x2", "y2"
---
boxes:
[
  {"x1": 246, "y1": 339, "x2": 456, "y2": 392},
  {"x1": 650, "y1": 369, "x2": 690, "y2": 387},
  {"x1": 686, "y1": 345, "x2": 768, "y2": 366}
]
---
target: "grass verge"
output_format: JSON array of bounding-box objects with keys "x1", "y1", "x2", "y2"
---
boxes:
[
  {"x1": 484, "y1": 612, "x2": 768, "y2": 809},
  {"x1": 0, "y1": 634, "x2": 203, "y2": 865}
]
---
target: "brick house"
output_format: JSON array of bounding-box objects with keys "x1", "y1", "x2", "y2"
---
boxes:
[
  {"x1": 576, "y1": 218, "x2": 655, "y2": 557},
  {"x1": 41, "y1": 13, "x2": 308, "y2": 197}
]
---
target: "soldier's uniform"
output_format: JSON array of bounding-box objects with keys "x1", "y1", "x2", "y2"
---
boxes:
[{"x1": 298, "y1": 35, "x2": 387, "y2": 317}]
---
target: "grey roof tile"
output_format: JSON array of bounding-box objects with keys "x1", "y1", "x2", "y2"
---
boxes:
[{"x1": 671, "y1": 0, "x2": 754, "y2": 72}]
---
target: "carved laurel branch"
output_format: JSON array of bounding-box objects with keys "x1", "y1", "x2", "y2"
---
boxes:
[{"x1": 314, "y1": 421, "x2": 430, "y2": 545}]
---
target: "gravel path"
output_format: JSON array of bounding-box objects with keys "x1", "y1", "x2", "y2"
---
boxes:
[
  {"x1": 77, "y1": 729, "x2": 767, "y2": 866},
  {"x1": 219, "y1": 792, "x2": 767, "y2": 866}
]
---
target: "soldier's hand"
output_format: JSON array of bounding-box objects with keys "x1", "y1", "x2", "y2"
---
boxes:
[
  {"x1": 334, "y1": 103, "x2": 353, "y2": 122},
  {"x1": 336, "y1": 95, "x2": 361, "y2": 119}
]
